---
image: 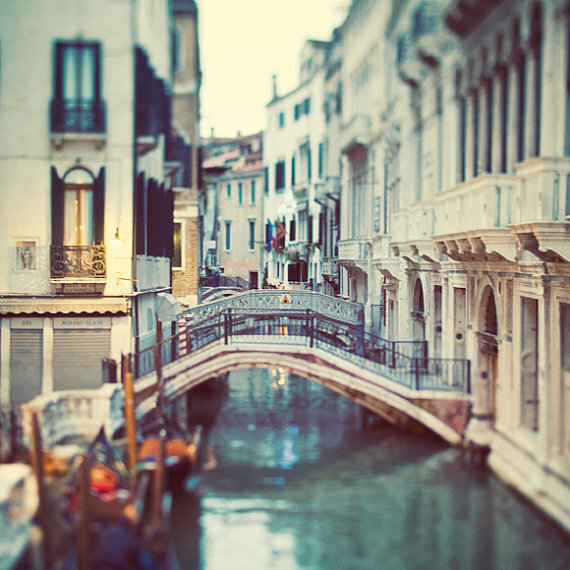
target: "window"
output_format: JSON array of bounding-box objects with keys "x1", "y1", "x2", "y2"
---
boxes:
[
  {"x1": 50, "y1": 166, "x2": 105, "y2": 246},
  {"x1": 264, "y1": 167, "x2": 269, "y2": 194},
  {"x1": 64, "y1": 169, "x2": 95, "y2": 245},
  {"x1": 472, "y1": 89, "x2": 479, "y2": 177},
  {"x1": 294, "y1": 104, "x2": 301, "y2": 121},
  {"x1": 289, "y1": 216, "x2": 296, "y2": 241},
  {"x1": 298, "y1": 210, "x2": 308, "y2": 241},
  {"x1": 248, "y1": 220, "x2": 256, "y2": 250},
  {"x1": 238, "y1": 182, "x2": 243, "y2": 205},
  {"x1": 225, "y1": 221, "x2": 231, "y2": 250},
  {"x1": 318, "y1": 142, "x2": 324, "y2": 179},
  {"x1": 561, "y1": 303, "x2": 570, "y2": 456},
  {"x1": 52, "y1": 41, "x2": 104, "y2": 133},
  {"x1": 275, "y1": 161, "x2": 285, "y2": 191},
  {"x1": 291, "y1": 155, "x2": 296, "y2": 186},
  {"x1": 251, "y1": 180, "x2": 256, "y2": 204},
  {"x1": 304, "y1": 97, "x2": 311, "y2": 115},
  {"x1": 279, "y1": 112, "x2": 285, "y2": 128},
  {"x1": 173, "y1": 222, "x2": 182, "y2": 268},
  {"x1": 226, "y1": 183, "x2": 231, "y2": 198}
]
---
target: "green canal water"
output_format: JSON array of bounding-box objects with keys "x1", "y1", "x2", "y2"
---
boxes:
[{"x1": 171, "y1": 369, "x2": 570, "y2": 570}]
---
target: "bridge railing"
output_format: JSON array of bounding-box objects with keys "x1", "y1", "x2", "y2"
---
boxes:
[
  {"x1": 132, "y1": 308, "x2": 471, "y2": 395},
  {"x1": 185, "y1": 289, "x2": 364, "y2": 328}
]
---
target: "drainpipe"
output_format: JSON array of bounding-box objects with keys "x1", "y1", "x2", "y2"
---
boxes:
[{"x1": 131, "y1": 0, "x2": 139, "y2": 357}]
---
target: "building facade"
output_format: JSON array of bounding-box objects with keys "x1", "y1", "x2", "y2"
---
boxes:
[
  {"x1": 374, "y1": 0, "x2": 570, "y2": 532},
  {"x1": 171, "y1": 0, "x2": 202, "y2": 307},
  {"x1": 0, "y1": 0, "x2": 183, "y2": 402},
  {"x1": 217, "y1": 133, "x2": 265, "y2": 288},
  {"x1": 264, "y1": 41, "x2": 331, "y2": 289},
  {"x1": 261, "y1": 0, "x2": 570, "y2": 533},
  {"x1": 337, "y1": 0, "x2": 389, "y2": 331}
]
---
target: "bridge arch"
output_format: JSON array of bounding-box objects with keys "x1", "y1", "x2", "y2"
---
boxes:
[{"x1": 143, "y1": 343, "x2": 471, "y2": 446}]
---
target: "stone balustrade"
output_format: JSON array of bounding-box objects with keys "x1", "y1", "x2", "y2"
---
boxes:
[{"x1": 20, "y1": 384, "x2": 124, "y2": 448}]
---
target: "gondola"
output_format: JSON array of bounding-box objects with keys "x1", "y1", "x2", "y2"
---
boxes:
[
  {"x1": 137, "y1": 411, "x2": 202, "y2": 494},
  {"x1": 56, "y1": 427, "x2": 173, "y2": 569}
]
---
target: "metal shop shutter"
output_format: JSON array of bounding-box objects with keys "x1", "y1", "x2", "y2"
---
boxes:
[
  {"x1": 53, "y1": 329, "x2": 111, "y2": 390},
  {"x1": 10, "y1": 330, "x2": 43, "y2": 403}
]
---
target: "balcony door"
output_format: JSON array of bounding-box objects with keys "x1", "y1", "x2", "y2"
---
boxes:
[
  {"x1": 53, "y1": 41, "x2": 103, "y2": 132},
  {"x1": 51, "y1": 166, "x2": 105, "y2": 245},
  {"x1": 64, "y1": 168, "x2": 94, "y2": 245}
]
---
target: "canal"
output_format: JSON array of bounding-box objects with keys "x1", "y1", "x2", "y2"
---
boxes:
[{"x1": 171, "y1": 369, "x2": 570, "y2": 570}]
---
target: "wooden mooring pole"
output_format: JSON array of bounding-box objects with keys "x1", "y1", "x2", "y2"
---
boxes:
[
  {"x1": 29, "y1": 411, "x2": 53, "y2": 568},
  {"x1": 122, "y1": 353, "x2": 138, "y2": 478},
  {"x1": 77, "y1": 452, "x2": 93, "y2": 570}
]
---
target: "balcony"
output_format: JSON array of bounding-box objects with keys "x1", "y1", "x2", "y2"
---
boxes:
[
  {"x1": 50, "y1": 245, "x2": 106, "y2": 294},
  {"x1": 433, "y1": 159, "x2": 570, "y2": 262},
  {"x1": 511, "y1": 157, "x2": 570, "y2": 262},
  {"x1": 411, "y1": 1, "x2": 451, "y2": 66},
  {"x1": 50, "y1": 98, "x2": 106, "y2": 149},
  {"x1": 338, "y1": 237, "x2": 370, "y2": 271},
  {"x1": 391, "y1": 202, "x2": 438, "y2": 263},
  {"x1": 433, "y1": 173, "x2": 517, "y2": 261},
  {"x1": 444, "y1": 0, "x2": 497, "y2": 38},
  {"x1": 396, "y1": 32, "x2": 423, "y2": 88},
  {"x1": 321, "y1": 258, "x2": 338, "y2": 277},
  {"x1": 315, "y1": 177, "x2": 341, "y2": 206},
  {"x1": 341, "y1": 115, "x2": 372, "y2": 154},
  {"x1": 372, "y1": 233, "x2": 400, "y2": 281}
]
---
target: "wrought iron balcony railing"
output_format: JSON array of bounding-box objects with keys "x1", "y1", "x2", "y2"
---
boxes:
[
  {"x1": 50, "y1": 245, "x2": 106, "y2": 279},
  {"x1": 50, "y1": 98, "x2": 106, "y2": 133}
]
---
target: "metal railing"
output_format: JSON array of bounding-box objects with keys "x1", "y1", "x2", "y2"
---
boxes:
[
  {"x1": 200, "y1": 274, "x2": 251, "y2": 291},
  {"x1": 50, "y1": 245, "x2": 106, "y2": 278},
  {"x1": 129, "y1": 308, "x2": 470, "y2": 395}
]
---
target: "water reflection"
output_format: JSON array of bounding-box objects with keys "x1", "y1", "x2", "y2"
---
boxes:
[{"x1": 171, "y1": 369, "x2": 570, "y2": 570}]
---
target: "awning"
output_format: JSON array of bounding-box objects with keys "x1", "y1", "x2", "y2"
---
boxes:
[
  {"x1": 156, "y1": 292, "x2": 182, "y2": 322},
  {"x1": 0, "y1": 297, "x2": 129, "y2": 316}
]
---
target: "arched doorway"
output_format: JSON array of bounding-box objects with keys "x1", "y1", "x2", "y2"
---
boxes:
[
  {"x1": 477, "y1": 286, "x2": 499, "y2": 423},
  {"x1": 411, "y1": 278, "x2": 425, "y2": 344}
]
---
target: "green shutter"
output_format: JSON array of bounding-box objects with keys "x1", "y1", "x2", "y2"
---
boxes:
[
  {"x1": 94, "y1": 167, "x2": 105, "y2": 244},
  {"x1": 51, "y1": 166, "x2": 64, "y2": 245}
]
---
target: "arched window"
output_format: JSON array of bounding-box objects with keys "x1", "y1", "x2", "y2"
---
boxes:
[
  {"x1": 51, "y1": 166, "x2": 105, "y2": 245},
  {"x1": 64, "y1": 168, "x2": 94, "y2": 245}
]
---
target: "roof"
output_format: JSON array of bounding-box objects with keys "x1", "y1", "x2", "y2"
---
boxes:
[{"x1": 202, "y1": 149, "x2": 240, "y2": 168}]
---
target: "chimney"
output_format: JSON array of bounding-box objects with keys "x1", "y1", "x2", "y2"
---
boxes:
[{"x1": 272, "y1": 74, "x2": 278, "y2": 99}]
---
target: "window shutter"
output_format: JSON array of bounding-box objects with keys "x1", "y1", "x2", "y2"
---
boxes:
[
  {"x1": 197, "y1": 146, "x2": 204, "y2": 190},
  {"x1": 135, "y1": 173, "x2": 146, "y2": 255},
  {"x1": 94, "y1": 43, "x2": 102, "y2": 102},
  {"x1": 94, "y1": 167, "x2": 105, "y2": 244},
  {"x1": 166, "y1": 188, "x2": 174, "y2": 258},
  {"x1": 54, "y1": 43, "x2": 64, "y2": 100},
  {"x1": 289, "y1": 219, "x2": 296, "y2": 241},
  {"x1": 51, "y1": 167, "x2": 64, "y2": 245}
]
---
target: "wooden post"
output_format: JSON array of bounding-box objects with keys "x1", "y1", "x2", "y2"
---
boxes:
[
  {"x1": 77, "y1": 453, "x2": 92, "y2": 570},
  {"x1": 122, "y1": 353, "x2": 137, "y2": 478},
  {"x1": 155, "y1": 317, "x2": 164, "y2": 406},
  {"x1": 30, "y1": 411, "x2": 52, "y2": 568},
  {"x1": 152, "y1": 434, "x2": 166, "y2": 527}
]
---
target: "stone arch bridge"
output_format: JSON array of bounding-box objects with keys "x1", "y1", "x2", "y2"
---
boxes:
[{"x1": 23, "y1": 291, "x2": 472, "y2": 447}]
